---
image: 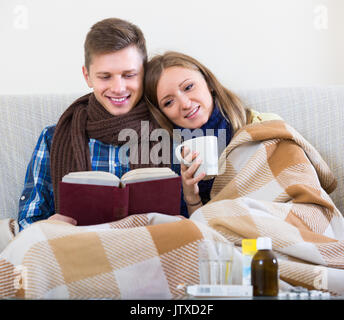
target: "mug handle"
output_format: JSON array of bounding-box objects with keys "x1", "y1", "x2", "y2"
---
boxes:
[{"x1": 175, "y1": 143, "x2": 193, "y2": 166}]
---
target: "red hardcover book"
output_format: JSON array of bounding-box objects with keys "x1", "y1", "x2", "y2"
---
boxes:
[
  {"x1": 127, "y1": 177, "x2": 181, "y2": 215},
  {"x1": 59, "y1": 168, "x2": 181, "y2": 226}
]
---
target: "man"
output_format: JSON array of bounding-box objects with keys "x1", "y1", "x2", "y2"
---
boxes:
[{"x1": 18, "y1": 18, "x2": 163, "y2": 230}]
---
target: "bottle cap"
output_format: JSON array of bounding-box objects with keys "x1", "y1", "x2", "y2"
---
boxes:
[{"x1": 256, "y1": 237, "x2": 272, "y2": 250}]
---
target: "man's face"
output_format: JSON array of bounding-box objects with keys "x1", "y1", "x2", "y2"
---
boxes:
[{"x1": 82, "y1": 46, "x2": 144, "y2": 116}]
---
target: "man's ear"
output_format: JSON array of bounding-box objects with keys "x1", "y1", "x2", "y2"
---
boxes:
[{"x1": 82, "y1": 65, "x2": 92, "y2": 88}]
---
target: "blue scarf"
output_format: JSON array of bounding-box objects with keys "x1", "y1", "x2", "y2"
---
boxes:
[{"x1": 172, "y1": 104, "x2": 232, "y2": 216}]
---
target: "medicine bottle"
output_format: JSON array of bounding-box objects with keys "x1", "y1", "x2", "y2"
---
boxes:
[
  {"x1": 251, "y1": 237, "x2": 278, "y2": 297},
  {"x1": 241, "y1": 239, "x2": 257, "y2": 286}
]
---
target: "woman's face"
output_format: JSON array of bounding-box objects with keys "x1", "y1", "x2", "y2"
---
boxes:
[{"x1": 156, "y1": 66, "x2": 214, "y2": 128}]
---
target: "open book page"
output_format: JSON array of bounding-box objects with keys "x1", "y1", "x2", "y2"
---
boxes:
[
  {"x1": 61, "y1": 168, "x2": 179, "y2": 187},
  {"x1": 62, "y1": 171, "x2": 121, "y2": 187},
  {"x1": 121, "y1": 167, "x2": 178, "y2": 185}
]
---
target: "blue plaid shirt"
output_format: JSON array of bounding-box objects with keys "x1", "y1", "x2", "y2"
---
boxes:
[{"x1": 18, "y1": 125, "x2": 131, "y2": 230}]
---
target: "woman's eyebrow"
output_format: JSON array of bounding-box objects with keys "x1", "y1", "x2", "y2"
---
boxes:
[
  {"x1": 160, "y1": 79, "x2": 191, "y2": 103},
  {"x1": 160, "y1": 94, "x2": 172, "y2": 104},
  {"x1": 179, "y1": 79, "x2": 190, "y2": 87}
]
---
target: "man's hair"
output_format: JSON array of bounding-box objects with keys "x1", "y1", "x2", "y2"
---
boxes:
[{"x1": 84, "y1": 18, "x2": 147, "y2": 71}]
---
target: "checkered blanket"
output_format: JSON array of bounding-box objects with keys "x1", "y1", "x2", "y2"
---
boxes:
[
  {"x1": 0, "y1": 213, "x2": 232, "y2": 299},
  {"x1": 0, "y1": 120, "x2": 343, "y2": 298},
  {"x1": 192, "y1": 120, "x2": 344, "y2": 294}
]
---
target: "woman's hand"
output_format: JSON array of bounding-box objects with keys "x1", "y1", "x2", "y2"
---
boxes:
[{"x1": 180, "y1": 146, "x2": 206, "y2": 210}]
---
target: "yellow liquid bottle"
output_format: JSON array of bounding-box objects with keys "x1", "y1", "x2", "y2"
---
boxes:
[{"x1": 241, "y1": 239, "x2": 257, "y2": 286}]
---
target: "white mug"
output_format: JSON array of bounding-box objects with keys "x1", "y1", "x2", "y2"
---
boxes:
[{"x1": 175, "y1": 136, "x2": 218, "y2": 178}]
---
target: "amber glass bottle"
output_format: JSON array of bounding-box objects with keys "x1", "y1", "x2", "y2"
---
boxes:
[{"x1": 251, "y1": 237, "x2": 278, "y2": 297}]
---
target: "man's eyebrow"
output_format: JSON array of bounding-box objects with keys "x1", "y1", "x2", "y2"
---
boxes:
[
  {"x1": 160, "y1": 79, "x2": 190, "y2": 103},
  {"x1": 95, "y1": 71, "x2": 110, "y2": 75},
  {"x1": 123, "y1": 69, "x2": 138, "y2": 73},
  {"x1": 95, "y1": 69, "x2": 138, "y2": 75}
]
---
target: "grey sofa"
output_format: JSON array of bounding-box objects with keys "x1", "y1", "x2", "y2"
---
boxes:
[{"x1": 0, "y1": 86, "x2": 343, "y2": 223}]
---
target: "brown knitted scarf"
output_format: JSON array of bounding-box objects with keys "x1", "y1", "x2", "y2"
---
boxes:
[{"x1": 50, "y1": 92, "x2": 163, "y2": 213}]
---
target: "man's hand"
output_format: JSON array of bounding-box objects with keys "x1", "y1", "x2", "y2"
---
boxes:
[{"x1": 48, "y1": 213, "x2": 77, "y2": 225}]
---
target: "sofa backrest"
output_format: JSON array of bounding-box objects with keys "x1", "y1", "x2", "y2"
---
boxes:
[
  {"x1": 0, "y1": 93, "x2": 81, "y2": 220},
  {"x1": 0, "y1": 86, "x2": 343, "y2": 220}
]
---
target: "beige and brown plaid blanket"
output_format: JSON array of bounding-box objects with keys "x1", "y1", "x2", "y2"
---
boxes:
[
  {"x1": 1, "y1": 119, "x2": 343, "y2": 299},
  {"x1": 193, "y1": 119, "x2": 344, "y2": 294},
  {"x1": 0, "y1": 213, "x2": 231, "y2": 299}
]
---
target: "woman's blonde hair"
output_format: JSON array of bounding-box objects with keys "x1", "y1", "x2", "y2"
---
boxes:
[{"x1": 144, "y1": 51, "x2": 249, "y2": 136}]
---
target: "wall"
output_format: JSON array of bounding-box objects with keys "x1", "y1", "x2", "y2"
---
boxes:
[{"x1": 0, "y1": 0, "x2": 343, "y2": 94}]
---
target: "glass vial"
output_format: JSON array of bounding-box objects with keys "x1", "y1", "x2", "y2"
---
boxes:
[{"x1": 251, "y1": 237, "x2": 278, "y2": 297}]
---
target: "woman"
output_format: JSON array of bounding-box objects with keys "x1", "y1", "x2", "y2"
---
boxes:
[
  {"x1": 144, "y1": 52, "x2": 344, "y2": 297},
  {"x1": 144, "y1": 51, "x2": 256, "y2": 216}
]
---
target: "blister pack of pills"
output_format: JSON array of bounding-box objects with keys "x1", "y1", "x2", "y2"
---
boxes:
[{"x1": 278, "y1": 286, "x2": 331, "y2": 299}]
